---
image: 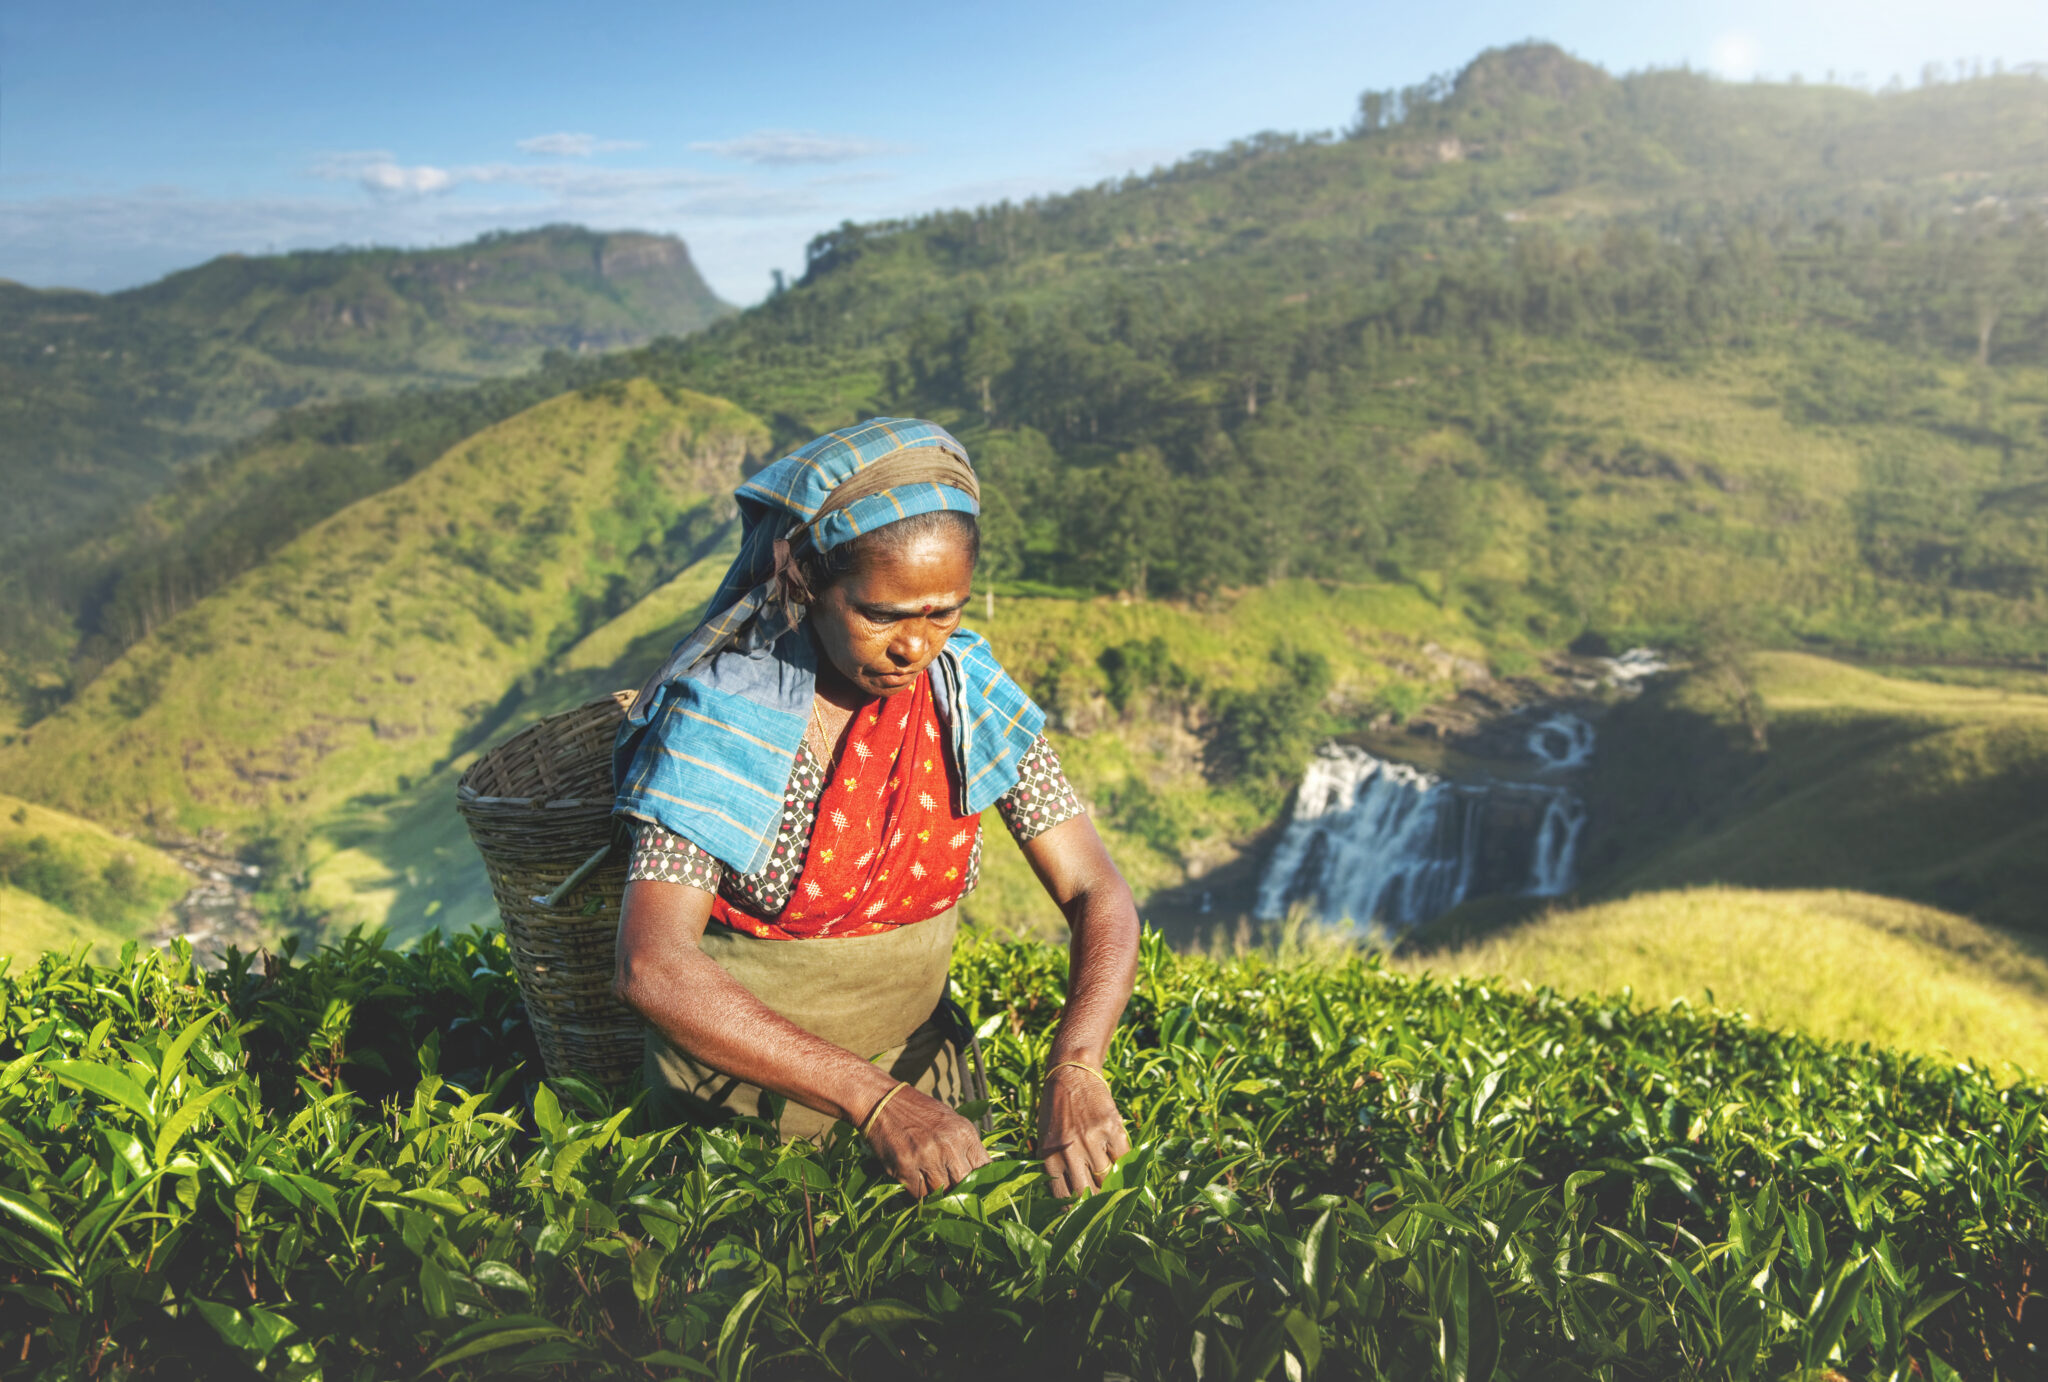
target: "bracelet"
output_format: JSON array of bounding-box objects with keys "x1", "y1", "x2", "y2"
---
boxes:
[
  {"x1": 858, "y1": 1080, "x2": 910, "y2": 1135},
  {"x1": 1043, "y1": 1060, "x2": 1109, "y2": 1087}
]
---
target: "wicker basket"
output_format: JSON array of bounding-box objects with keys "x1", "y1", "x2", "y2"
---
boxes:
[{"x1": 456, "y1": 691, "x2": 642, "y2": 1086}]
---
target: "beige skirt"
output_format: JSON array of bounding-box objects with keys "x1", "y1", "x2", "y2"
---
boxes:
[{"x1": 643, "y1": 908, "x2": 981, "y2": 1142}]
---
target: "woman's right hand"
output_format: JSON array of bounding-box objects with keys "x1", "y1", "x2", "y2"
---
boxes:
[{"x1": 862, "y1": 1086, "x2": 991, "y2": 1197}]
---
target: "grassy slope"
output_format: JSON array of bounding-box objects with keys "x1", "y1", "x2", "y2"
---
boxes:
[
  {"x1": 1586, "y1": 652, "x2": 2048, "y2": 932},
  {"x1": 1397, "y1": 886, "x2": 2048, "y2": 1077},
  {"x1": 0, "y1": 381, "x2": 768, "y2": 845},
  {"x1": 0, "y1": 793, "x2": 186, "y2": 959},
  {"x1": 305, "y1": 538, "x2": 745, "y2": 941}
]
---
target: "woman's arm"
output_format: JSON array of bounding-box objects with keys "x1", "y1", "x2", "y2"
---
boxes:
[
  {"x1": 1014, "y1": 813, "x2": 1141, "y2": 1196},
  {"x1": 613, "y1": 879, "x2": 990, "y2": 1195}
]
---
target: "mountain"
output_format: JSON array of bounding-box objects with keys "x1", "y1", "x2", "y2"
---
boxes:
[
  {"x1": 0, "y1": 225, "x2": 732, "y2": 551},
  {"x1": 6, "y1": 45, "x2": 2048, "y2": 949},
  {"x1": 629, "y1": 45, "x2": 2048, "y2": 659}
]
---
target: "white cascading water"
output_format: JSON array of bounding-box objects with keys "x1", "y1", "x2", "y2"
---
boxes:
[
  {"x1": 1255, "y1": 734, "x2": 1590, "y2": 931},
  {"x1": 1526, "y1": 713, "x2": 1595, "y2": 770},
  {"x1": 1252, "y1": 747, "x2": 1483, "y2": 930},
  {"x1": 1526, "y1": 793, "x2": 1587, "y2": 897}
]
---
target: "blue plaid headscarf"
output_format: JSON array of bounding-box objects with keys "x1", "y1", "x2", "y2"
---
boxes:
[{"x1": 612, "y1": 418, "x2": 1045, "y2": 873}]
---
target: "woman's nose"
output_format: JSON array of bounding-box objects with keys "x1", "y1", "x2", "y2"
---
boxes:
[{"x1": 890, "y1": 626, "x2": 927, "y2": 666}]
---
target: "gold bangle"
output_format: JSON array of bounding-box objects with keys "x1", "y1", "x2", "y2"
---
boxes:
[
  {"x1": 858, "y1": 1080, "x2": 910, "y2": 1135},
  {"x1": 1043, "y1": 1060, "x2": 1109, "y2": 1088}
]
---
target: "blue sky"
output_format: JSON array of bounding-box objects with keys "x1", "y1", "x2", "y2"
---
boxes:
[{"x1": 2, "y1": 1, "x2": 2042, "y2": 302}]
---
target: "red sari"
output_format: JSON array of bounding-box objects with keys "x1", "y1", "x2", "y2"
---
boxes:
[{"x1": 710, "y1": 674, "x2": 981, "y2": 941}]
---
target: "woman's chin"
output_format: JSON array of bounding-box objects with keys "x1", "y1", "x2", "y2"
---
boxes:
[{"x1": 863, "y1": 671, "x2": 920, "y2": 696}]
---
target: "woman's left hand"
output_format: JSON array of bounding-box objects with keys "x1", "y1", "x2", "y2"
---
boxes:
[{"x1": 1036, "y1": 1065, "x2": 1130, "y2": 1198}]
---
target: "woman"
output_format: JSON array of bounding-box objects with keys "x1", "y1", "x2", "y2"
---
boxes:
[{"x1": 611, "y1": 418, "x2": 1139, "y2": 1200}]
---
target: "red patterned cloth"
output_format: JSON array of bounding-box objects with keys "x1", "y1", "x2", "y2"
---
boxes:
[{"x1": 710, "y1": 675, "x2": 981, "y2": 941}]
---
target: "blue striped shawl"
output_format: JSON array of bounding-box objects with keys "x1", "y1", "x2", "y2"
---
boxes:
[{"x1": 611, "y1": 419, "x2": 1045, "y2": 874}]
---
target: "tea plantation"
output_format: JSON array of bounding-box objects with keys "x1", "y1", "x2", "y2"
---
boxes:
[{"x1": 1, "y1": 927, "x2": 2041, "y2": 1380}]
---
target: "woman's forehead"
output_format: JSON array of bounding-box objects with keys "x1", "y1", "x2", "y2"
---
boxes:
[{"x1": 845, "y1": 532, "x2": 974, "y2": 604}]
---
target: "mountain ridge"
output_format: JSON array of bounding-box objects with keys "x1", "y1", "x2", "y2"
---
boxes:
[{"x1": 0, "y1": 225, "x2": 733, "y2": 553}]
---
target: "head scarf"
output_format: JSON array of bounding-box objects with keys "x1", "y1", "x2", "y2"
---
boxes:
[{"x1": 612, "y1": 418, "x2": 1046, "y2": 874}]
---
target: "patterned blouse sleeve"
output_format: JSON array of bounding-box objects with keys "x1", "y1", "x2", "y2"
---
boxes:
[
  {"x1": 994, "y1": 734, "x2": 1087, "y2": 845},
  {"x1": 626, "y1": 819, "x2": 725, "y2": 894}
]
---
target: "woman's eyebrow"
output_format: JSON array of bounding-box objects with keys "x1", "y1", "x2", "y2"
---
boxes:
[{"x1": 861, "y1": 597, "x2": 967, "y2": 617}]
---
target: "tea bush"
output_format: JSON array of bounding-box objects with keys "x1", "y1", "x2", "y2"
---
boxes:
[{"x1": 0, "y1": 927, "x2": 2042, "y2": 1380}]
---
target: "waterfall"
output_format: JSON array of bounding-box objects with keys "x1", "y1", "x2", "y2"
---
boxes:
[
  {"x1": 1255, "y1": 738, "x2": 1589, "y2": 932},
  {"x1": 1526, "y1": 713, "x2": 1594, "y2": 771},
  {"x1": 1526, "y1": 793, "x2": 1587, "y2": 897}
]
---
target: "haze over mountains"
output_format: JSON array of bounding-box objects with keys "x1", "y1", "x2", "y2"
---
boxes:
[
  {"x1": 3, "y1": 44, "x2": 2046, "y2": 982},
  {"x1": 1, "y1": 225, "x2": 731, "y2": 549}
]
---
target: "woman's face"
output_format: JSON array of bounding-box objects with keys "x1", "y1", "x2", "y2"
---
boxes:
[{"x1": 809, "y1": 528, "x2": 975, "y2": 699}]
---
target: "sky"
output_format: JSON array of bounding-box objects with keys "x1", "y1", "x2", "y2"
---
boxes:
[{"x1": 2, "y1": 1, "x2": 2043, "y2": 304}]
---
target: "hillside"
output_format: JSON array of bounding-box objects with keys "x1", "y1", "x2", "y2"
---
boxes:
[
  {"x1": 629, "y1": 54, "x2": 2048, "y2": 660},
  {"x1": 1397, "y1": 886, "x2": 2048, "y2": 1076},
  {"x1": 1581, "y1": 651, "x2": 2048, "y2": 932},
  {"x1": 0, "y1": 381, "x2": 767, "y2": 858},
  {"x1": 0, "y1": 225, "x2": 731, "y2": 553},
  {"x1": 0, "y1": 793, "x2": 187, "y2": 957},
  {"x1": 10, "y1": 50, "x2": 2048, "y2": 734}
]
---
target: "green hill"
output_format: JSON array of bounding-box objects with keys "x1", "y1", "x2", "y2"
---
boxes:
[
  {"x1": 0, "y1": 793, "x2": 187, "y2": 957},
  {"x1": 1581, "y1": 651, "x2": 2048, "y2": 932},
  {"x1": 0, "y1": 225, "x2": 731, "y2": 552},
  {"x1": 0, "y1": 380, "x2": 767, "y2": 861},
  {"x1": 620, "y1": 45, "x2": 2048, "y2": 662},
  {"x1": 1397, "y1": 886, "x2": 2048, "y2": 1076}
]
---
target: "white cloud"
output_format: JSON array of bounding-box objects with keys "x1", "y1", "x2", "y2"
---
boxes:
[
  {"x1": 311, "y1": 151, "x2": 459, "y2": 197},
  {"x1": 1709, "y1": 31, "x2": 1761, "y2": 81},
  {"x1": 516, "y1": 132, "x2": 645, "y2": 158},
  {"x1": 357, "y1": 162, "x2": 458, "y2": 195},
  {"x1": 690, "y1": 129, "x2": 899, "y2": 166}
]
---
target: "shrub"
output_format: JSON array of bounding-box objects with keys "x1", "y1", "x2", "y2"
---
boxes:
[
  {"x1": 0, "y1": 927, "x2": 2039, "y2": 1378},
  {"x1": 1098, "y1": 637, "x2": 1191, "y2": 715},
  {"x1": 1206, "y1": 646, "x2": 1334, "y2": 796}
]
